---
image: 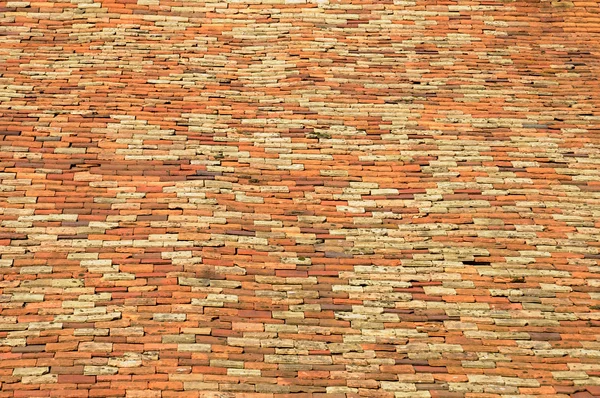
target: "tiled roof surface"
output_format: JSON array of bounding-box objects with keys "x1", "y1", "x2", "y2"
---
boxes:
[{"x1": 2, "y1": 0, "x2": 600, "y2": 397}]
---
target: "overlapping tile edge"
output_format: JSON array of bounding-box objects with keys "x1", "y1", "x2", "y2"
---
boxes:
[{"x1": 1, "y1": 0, "x2": 600, "y2": 397}]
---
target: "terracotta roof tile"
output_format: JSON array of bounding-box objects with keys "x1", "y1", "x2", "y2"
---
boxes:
[{"x1": 1, "y1": 0, "x2": 600, "y2": 396}]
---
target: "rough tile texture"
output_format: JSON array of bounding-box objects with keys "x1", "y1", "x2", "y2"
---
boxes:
[{"x1": 1, "y1": 0, "x2": 600, "y2": 397}]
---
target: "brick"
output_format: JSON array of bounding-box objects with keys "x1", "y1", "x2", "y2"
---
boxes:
[
  {"x1": 57, "y1": 375, "x2": 96, "y2": 384},
  {"x1": 79, "y1": 342, "x2": 113, "y2": 353}
]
